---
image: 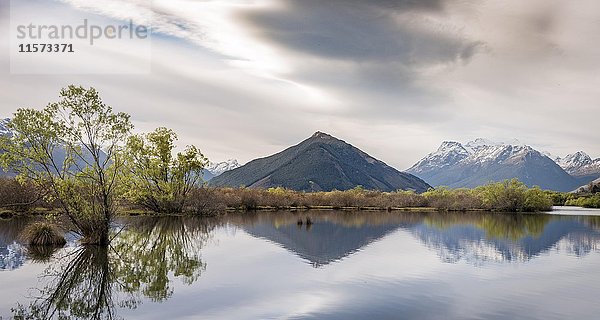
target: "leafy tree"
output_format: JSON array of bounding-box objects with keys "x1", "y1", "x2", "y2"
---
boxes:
[
  {"x1": 524, "y1": 187, "x2": 553, "y2": 212},
  {"x1": 474, "y1": 179, "x2": 527, "y2": 211},
  {"x1": 123, "y1": 127, "x2": 208, "y2": 213},
  {"x1": 473, "y1": 179, "x2": 552, "y2": 212},
  {"x1": 0, "y1": 86, "x2": 133, "y2": 245}
]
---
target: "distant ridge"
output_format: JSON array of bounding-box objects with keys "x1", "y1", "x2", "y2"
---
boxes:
[
  {"x1": 407, "y1": 139, "x2": 580, "y2": 192},
  {"x1": 210, "y1": 132, "x2": 431, "y2": 192},
  {"x1": 555, "y1": 151, "x2": 600, "y2": 185}
]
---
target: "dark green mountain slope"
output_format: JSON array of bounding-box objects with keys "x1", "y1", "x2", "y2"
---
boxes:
[{"x1": 210, "y1": 132, "x2": 430, "y2": 192}]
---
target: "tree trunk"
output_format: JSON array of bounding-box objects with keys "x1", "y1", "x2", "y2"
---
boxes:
[{"x1": 80, "y1": 219, "x2": 110, "y2": 246}]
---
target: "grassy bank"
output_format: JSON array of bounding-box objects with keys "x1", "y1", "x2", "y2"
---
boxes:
[
  {"x1": 196, "y1": 179, "x2": 552, "y2": 213},
  {"x1": 0, "y1": 178, "x2": 556, "y2": 216}
]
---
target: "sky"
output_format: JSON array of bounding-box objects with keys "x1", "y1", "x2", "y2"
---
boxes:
[{"x1": 1, "y1": 0, "x2": 599, "y2": 169}]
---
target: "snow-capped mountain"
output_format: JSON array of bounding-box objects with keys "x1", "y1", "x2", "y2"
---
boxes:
[
  {"x1": 555, "y1": 151, "x2": 600, "y2": 181},
  {"x1": 407, "y1": 139, "x2": 580, "y2": 192},
  {"x1": 202, "y1": 159, "x2": 241, "y2": 181},
  {"x1": 409, "y1": 141, "x2": 470, "y2": 173},
  {"x1": 409, "y1": 139, "x2": 531, "y2": 175},
  {"x1": 207, "y1": 159, "x2": 240, "y2": 176}
]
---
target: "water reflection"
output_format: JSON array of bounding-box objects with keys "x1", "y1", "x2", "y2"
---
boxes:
[
  {"x1": 238, "y1": 211, "x2": 422, "y2": 267},
  {"x1": 2, "y1": 211, "x2": 600, "y2": 319},
  {"x1": 10, "y1": 216, "x2": 217, "y2": 319},
  {"x1": 0, "y1": 217, "x2": 32, "y2": 270},
  {"x1": 226, "y1": 211, "x2": 600, "y2": 266},
  {"x1": 415, "y1": 213, "x2": 600, "y2": 264}
]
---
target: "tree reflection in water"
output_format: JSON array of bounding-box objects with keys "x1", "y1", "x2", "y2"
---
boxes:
[
  {"x1": 423, "y1": 212, "x2": 551, "y2": 241},
  {"x1": 12, "y1": 216, "x2": 217, "y2": 320}
]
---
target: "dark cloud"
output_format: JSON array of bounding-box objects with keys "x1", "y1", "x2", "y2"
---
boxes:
[
  {"x1": 238, "y1": 0, "x2": 481, "y2": 65},
  {"x1": 235, "y1": 0, "x2": 482, "y2": 122}
]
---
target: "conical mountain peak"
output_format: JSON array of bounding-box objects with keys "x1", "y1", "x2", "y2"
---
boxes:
[{"x1": 211, "y1": 133, "x2": 430, "y2": 192}]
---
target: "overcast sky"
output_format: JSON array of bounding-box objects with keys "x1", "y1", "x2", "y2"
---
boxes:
[{"x1": 1, "y1": 0, "x2": 599, "y2": 169}]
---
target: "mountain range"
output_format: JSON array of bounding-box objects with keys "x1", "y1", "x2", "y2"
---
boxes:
[
  {"x1": 406, "y1": 139, "x2": 598, "y2": 192},
  {"x1": 210, "y1": 132, "x2": 431, "y2": 192},
  {"x1": 555, "y1": 152, "x2": 600, "y2": 184},
  {"x1": 2, "y1": 116, "x2": 599, "y2": 192}
]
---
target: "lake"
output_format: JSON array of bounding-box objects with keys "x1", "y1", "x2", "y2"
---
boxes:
[{"x1": 2, "y1": 207, "x2": 600, "y2": 319}]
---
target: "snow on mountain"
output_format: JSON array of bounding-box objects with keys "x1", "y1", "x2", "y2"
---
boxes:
[
  {"x1": 556, "y1": 151, "x2": 600, "y2": 177},
  {"x1": 463, "y1": 138, "x2": 522, "y2": 152},
  {"x1": 407, "y1": 138, "x2": 580, "y2": 191},
  {"x1": 409, "y1": 139, "x2": 535, "y2": 174},
  {"x1": 207, "y1": 159, "x2": 240, "y2": 176},
  {"x1": 408, "y1": 141, "x2": 470, "y2": 174},
  {"x1": 463, "y1": 144, "x2": 534, "y2": 166}
]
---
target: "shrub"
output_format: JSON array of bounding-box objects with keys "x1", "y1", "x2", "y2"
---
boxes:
[
  {"x1": 20, "y1": 222, "x2": 66, "y2": 246},
  {"x1": 0, "y1": 178, "x2": 39, "y2": 212},
  {"x1": 180, "y1": 179, "x2": 553, "y2": 213},
  {"x1": 474, "y1": 179, "x2": 528, "y2": 211},
  {"x1": 27, "y1": 246, "x2": 62, "y2": 263},
  {"x1": 239, "y1": 188, "x2": 260, "y2": 210},
  {"x1": 543, "y1": 190, "x2": 569, "y2": 206},
  {"x1": 384, "y1": 190, "x2": 428, "y2": 208},
  {"x1": 185, "y1": 188, "x2": 227, "y2": 215},
  {"x1": 586, "y1": 194, "x2": 600, "y2": 208},
  {"x1": 473, "y1": 180, "x2": 553, "y2": 212},
  {"x1": 422, "y1": 188, "x2": 483, "y2": 210},
  {"x1": 566, "y1": 194, "x2": 600, "y2": 208},
  {"x1": 524, "y1": 187, "x2": 553, "y2": 212}
]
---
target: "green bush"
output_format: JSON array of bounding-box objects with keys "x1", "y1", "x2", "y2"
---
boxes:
[
  {"x1": 566, "y1": 194, "x2": 600, "y2": 208},
  {"x1": 543, "y1": 190, "x2": 570, "y2": 206},
  {"x1": 524, "y1": 187, "x2": 553, "y2": 212},
  {"x1": 473, "y1": 179, "x2": 552, "y2": 212}
]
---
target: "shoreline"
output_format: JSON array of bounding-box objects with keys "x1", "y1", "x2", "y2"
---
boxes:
[{"x1": 1, "y1": 205, "x2": 556, "y2": 219}]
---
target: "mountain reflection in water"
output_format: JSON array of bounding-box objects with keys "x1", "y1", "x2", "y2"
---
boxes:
[
  {"x1": 1, "y1": 210, "x2": 600, "y2": 319},
  {"x1": 234, "y1": 211, "x2": 600, "y2": 266}
]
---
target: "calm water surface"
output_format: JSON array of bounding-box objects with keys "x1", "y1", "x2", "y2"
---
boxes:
[{"x1": 1, "y1": 207, "x2": 600, "y2": 319}]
